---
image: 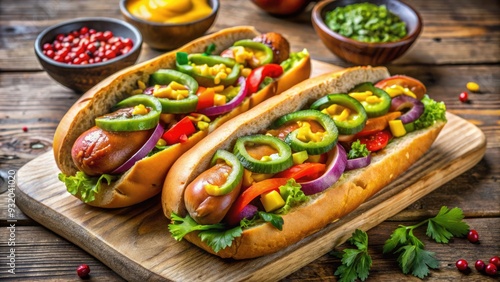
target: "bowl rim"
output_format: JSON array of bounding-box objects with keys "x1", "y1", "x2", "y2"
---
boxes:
[
  {"x1": 34, "y1": 17, "x2": 143, "y2": 69},
  {"x1": 312, "y1": 0, "x2": 423, "y2": 47},
  {"x1": 119, "y1": 0, "x2": 220, "y2": 27}
]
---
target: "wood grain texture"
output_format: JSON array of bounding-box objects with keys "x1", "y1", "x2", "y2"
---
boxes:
[{"x1": 14, "y1": 113, "x2": 486, "y2": 281}]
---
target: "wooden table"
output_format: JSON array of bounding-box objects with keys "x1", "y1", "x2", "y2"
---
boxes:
[{"x1": 1, "y1": 0, "x2": 498, "y2": 281}]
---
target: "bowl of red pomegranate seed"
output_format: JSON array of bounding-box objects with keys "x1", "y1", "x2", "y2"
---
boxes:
[{"x1": 34, "y1": 17, "x2": 143, "y2": 93}]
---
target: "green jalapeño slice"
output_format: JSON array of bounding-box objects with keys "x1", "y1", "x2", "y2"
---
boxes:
[
  {"x1": 204, "y1": 150, "x2": 244, "y2": 196},
  {"x1": 348, "y1": 82, "x2": 391, "y2": 118},
  {"x1": 95, "y1": 94, "x2": 162, "y2": 132},
  {"x1": 310, "y1": 95, "x2": 367, "y2": 136},
  {"x1": 176, "y1": 52, "x2": 241, "y2": 87},
  {"x1": 233, "y1": 134, "x2": 293, "y2": 174},
  {"x1": 148, "y1": 69, "x2": 199, "y2": 114},
  {"x1": 232, "y1": 39, "x2": 274, "y2": 68},
  {"x1": 271, "y1": 109, "x2": 338, "y2": 155}
]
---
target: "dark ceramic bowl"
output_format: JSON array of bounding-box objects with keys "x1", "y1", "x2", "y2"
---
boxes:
[
  {"x1": 34, "y1": 17, "x2": 142, "y2": 93},
  {"x1": 312, "y1": 0, "x2": 422, "y2": 65},
  {"x1": 120, "y1": 0, "x2": 219, "y2": 51}
]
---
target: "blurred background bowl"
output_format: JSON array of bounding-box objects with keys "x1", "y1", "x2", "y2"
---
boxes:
[
  {"x1": 34, "y1": 17, "x2": 142, "y2": 93},
  {"x1": 120, "y1": 0, "x2": 219, "y2": 51},
  {"x1": 312, "y1": 0, "x2": 422, "y2": 66}
]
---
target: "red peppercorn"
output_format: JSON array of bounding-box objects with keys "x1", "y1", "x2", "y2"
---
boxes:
[
  {"x1": 467, "y1": 229, "x2": 479, "y2": 243},
  {"x1": 475, "y1": 259, "x2": 486, "y2": 272},
  {"x1": 22, "y1": 126, "x2": 28, "y2": 132},
  {"x1": 490, "y1": 256, "x2": 500, "y2": 268},
  {"x1": 459, "y1": 91, "x2": 469, "y2": 103},
  {"x1": 485, "y1": 263, "x2": 498, "y2": 276},
  {"x1": 456, "y1": 259, "x2": 469, "y2": 272},
  {"x1": 76, "y1": 264, "x2": 90, "y2": 278}
]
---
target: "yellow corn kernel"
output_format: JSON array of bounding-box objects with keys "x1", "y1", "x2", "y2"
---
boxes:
[
  {"x1": 137, "y1": 80, "x2": 147, "y2": 90},
  {"x1": 160, "y1": 113, "x2": 175, "y2": 124},
  {"x1": 384, "y1": 85, "x2": 417, "y2": 99},
  {"x1": 389, "y1": 119, "x2": 407, "y2": 137},
  {"x1": 169, "y1": 81, "x2": 188, "y2": 91},
  {"x1": 174, "y1": 89, "x2": 189, "y2": 100},
  {"x1": 156, "y1": 138, "x2": 167, "y2": 146},
  {"x1": 153, "y1": 85, "x2": 172, "y2": 98},
  {"x1": 214, "y1": 72, "x2": 228, "y2": 85},
  {"x1": 466, "y1": 82, "x2": 480, "y2": 92},
  {"x1": 132, "y1": 104, "x2": 148, "y2": 115},
  {"x1": 349, "y1": 91, "x2": 373, "y2": 101},
  {"x1": 260, "y1": 190, "x2": 285, "y2": 212},
  {"x1": 322, "y1": 104, "x2": 339, "y2": 115},
  {"x1": 241, "y1": 68, "x2": 252, "y2": 77},
  {"x1": 210, "y1": 85, "x2": 225, "y2": 93},
  {"x1": 214, "y1": 94, "x2": 226, "y2": 106},
  {"x1": 366, "y1": 95, "x2": 382, "y2": 104},
  {"x1": 131, "y1": 89, "x2": 144, "y2": 95},
  {"x1": 197, "y1": 121, "x2": 209, "y2": 131},
  {"x1": 335, "y1": 108, "x2": 351, "y2": 122},
  {"x1": 243, "y1": 169, "x2": 254, "y2": 187}
]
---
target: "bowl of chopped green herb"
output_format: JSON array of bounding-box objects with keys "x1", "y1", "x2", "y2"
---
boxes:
[{"x1": 312, "y1": 0, "x2": 422, "y2": 65}]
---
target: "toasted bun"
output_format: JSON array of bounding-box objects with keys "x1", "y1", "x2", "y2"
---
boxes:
[
  {"x1": 53, "y1": 26, "x2": 311, "y2": 208},
  {"x1": 161, "y1": 66, "x2": 446, "y2": 259}
]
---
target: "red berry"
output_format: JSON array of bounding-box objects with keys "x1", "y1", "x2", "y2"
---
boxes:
[
  {"x1": 490, "y1": 256, "x2": 500, "y2": 268},
  {"x1": 459, "y1": 91, "x2": 469, "y2": 103},
  {"x1": 22, "y1": 126, "x2": 28, "y2": 132},
  {"x1": 76, "y1": 264, "x2": 90, "y2": 278},
  {"x1": 456, "y1": 259, "x2": 469, "y2": 272},
  {"x1": 475, "y1": 259, "x2": 486, "y2": 272},
  {"x1": 467, "y1": 229, "x2": 479, "y2": 243},
  {"x1": 485, "y1": 263, "x2": 498, "y2": 276}
]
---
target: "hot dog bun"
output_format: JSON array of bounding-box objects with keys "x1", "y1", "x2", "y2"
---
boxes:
[
  {"x1": 53, "y1": 26, "x2": 311, "y2": 208},
  {"x1": 162, "y1": 66, "x2": 446, "y2": 259}
]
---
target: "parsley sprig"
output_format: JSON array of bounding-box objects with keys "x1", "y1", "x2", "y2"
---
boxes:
[
  {"x1": 383, "y1": 206, "x2": 470, "y2": 278},
  {"x1": 333, "y1": 229, "x2": 372, "y2": 282}
]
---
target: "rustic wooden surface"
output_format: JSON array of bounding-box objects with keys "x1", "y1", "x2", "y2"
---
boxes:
[{"x1": 0, "y1": 0, "x2": 499, "y2": 281}]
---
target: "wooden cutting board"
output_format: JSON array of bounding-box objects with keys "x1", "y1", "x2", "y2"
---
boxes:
[{"x1": 16, "y1": 61, "x2": 486, "y2": 282}]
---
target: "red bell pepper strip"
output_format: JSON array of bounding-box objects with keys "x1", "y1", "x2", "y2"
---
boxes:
[
  {"x1": 358, "y1": 129, "x2": 392, "y2": 152},
  {"x1": 162, "y1": 116, "x2": 196, "y2": 145},
  {"x1": 195, "y1": 86, "x2": 215, "y2": 110},
  {"x1": 274, "y1": 163, "x2": 326, "y2": 182},
  {"x1": 225, "y1": 177, "x2": 289, "y2": 226},
  {"x1": 246, "y1": 64, "x2": 284, "y2": 95}
]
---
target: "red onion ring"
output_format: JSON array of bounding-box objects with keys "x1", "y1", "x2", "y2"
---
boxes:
[
  {"x1": 300, "y1": 143, "x2": 347, "y2": 195},
  {"x1": 233, "y1": 204, "x2": 258, "y2": 223},
  {"x1": 198, "y1": 76, "x2": 248, "y2": 117},
  {"x1": 346, "y1": 154, "x2": 372, "y2": 171},
  {"x1": 111, "y1": 123, "x2": 164, "y2": 174},
  {"x1": 390, "y1": 95, "x2": 424, "y2": 124}
]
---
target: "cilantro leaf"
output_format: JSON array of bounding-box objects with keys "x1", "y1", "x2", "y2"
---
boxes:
[
  {"x1": 198, "y1": 226, "x2": 243, "y2": 253},
  {"x1": 334, "y1": 229, "x2": 372, "y2": 282},
  {"x1": 168, "y1": 213, "x2": 242, "y2": 254},
  {"x1": 396, "y1": 245, "x2": 439, "y2": 278},
  {"x1": 383, "y1": 226, "x2": 408, "y2": 254},
  {"x1": 58, "y1": 172, "x2": 116, "y2": 203},
  {"x1": 426, "y1": 206, "x2": 469, "y2": 243},
  {"x1": 258, "y1": 211, "x2": 284, "y2": 230}
]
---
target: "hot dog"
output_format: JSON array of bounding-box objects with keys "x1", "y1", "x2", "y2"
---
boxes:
[
  {"x1": 162, "y1": 66, "x2": 447, "y2": 259},
  {"x1": 53, "y1": 26, "x2": 311, "y2": 208}
]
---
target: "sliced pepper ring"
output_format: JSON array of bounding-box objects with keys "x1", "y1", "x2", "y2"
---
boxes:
[
  {"x1": 310, "y1": 94, "x2": 367, "y2": 135},
  {"x1": 204, "y1": 150, "x2": 244, "y2": 196},
  {"x1": 272, "y1": 109, "x2": 338, "y2": 155},
  {"x1": 95, "y1": 94, "x2": 161, "y2": 132},
  {"x1": 233, "y1": 39, "x2": 274, "y2": 68},
  {"x1": 176, "y1": 52, "x2": 241, "y2": 87},
  {"x1": 148, "y1": 69, "x2": 199, "y2": 114},
  {"x1": 349, "y1": 82, "x2": 391, "y2": 118},
  {"x1": 233, "y1": 134, "x2": 293, "y2": 174}
]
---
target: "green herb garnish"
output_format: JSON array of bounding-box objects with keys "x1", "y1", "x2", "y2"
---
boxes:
[{"x1": 333, "y1": 229, "x2": 372, "y2": 282}]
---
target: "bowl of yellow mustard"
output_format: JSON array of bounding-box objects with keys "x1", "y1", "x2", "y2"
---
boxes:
[{"x1": 120, "y1": 0, "x2": 219, "y2": 50}]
